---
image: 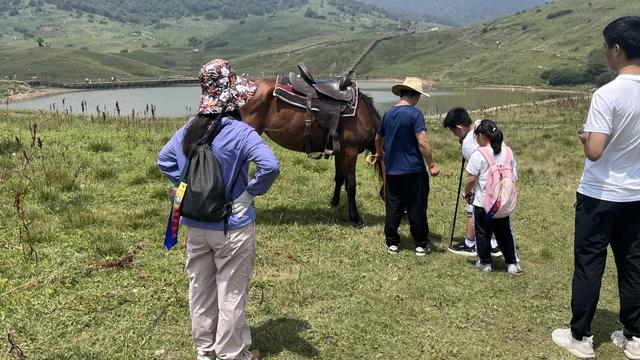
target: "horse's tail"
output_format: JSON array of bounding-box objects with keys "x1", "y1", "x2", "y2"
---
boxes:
[{"x1": 359, "y1": 92, "x2": 384, "y2": 184}]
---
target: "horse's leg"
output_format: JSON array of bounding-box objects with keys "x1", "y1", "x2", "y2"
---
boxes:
[
  {"x1": 331, "y1": 153, "x2": 345, "y2": 208},
  {"x1": 343, "y1": 147, "x2": 364, "y2": 228}
]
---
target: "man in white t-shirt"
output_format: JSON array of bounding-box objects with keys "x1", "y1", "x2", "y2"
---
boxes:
[
  {"x1": 443, "y1": 108, "x2": 504, "y2": 257},
  {"x1": 553, "y1": 16, "x2": 640, "y2": 360}
]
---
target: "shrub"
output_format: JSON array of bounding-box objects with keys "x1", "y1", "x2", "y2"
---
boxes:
[
  {"x1": 304, "y1": 8, "x2": 319, "y2": 18},
  {"x1": 120, "y1": 49, "x2": 128, "y2": 53},
  {"x1": 547, "y1": 10, "x2": 573, "y2": 19},
  {"x1": 547, "y1": 68, "x2": 588, "y2": 86},
  {"x1": 539, "y1": 70, "x2": 552, "y2": 80}
]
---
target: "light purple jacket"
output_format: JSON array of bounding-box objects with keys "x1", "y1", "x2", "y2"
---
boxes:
[{"x1": 157, "y1": 117, "x2": 279, "y2": 230}]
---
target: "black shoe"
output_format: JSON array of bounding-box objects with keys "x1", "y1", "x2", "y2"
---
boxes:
[
  {"x1": 447, "y1": 242, "x2": 477, "y2": 257},
  {"x1": 491, "y1": 247, "x2": 503, "y2": 257}
]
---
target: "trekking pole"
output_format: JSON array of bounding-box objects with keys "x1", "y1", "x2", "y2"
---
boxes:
[{"x1": 450, "y1": 157, "x2": 466, "y2": 246}]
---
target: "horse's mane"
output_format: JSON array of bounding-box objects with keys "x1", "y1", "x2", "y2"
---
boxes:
[{"x1": 358, "y1": 92, "x2": 381, "y2": 127}]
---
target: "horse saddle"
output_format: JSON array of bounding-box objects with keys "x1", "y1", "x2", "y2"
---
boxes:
[
  {"x1": 293, "y1": 64, "x2": 354, "y2": 102},
  {"x1": 273, "y1": 63, "x2": 358, "y2": 156}
]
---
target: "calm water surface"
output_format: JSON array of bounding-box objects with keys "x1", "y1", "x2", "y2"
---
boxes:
[{"x1": 8, "y1": 81, "x2": 566, "y2": 118}]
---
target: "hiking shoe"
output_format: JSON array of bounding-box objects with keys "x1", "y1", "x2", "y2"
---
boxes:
[
  {"x1": 507, "y1": 263, "x2": 522, "y2": 275},
  {"x1": 552, "y1": 328, "x2": 595, "y2": 359},
  {"x1": 491, "y1": 247, "x2": 503, "y2": 257},
  {"x1": 612, "y1": 330, "x2": 640, "y2": 359},
  {"x1": 447, "y1": 242, "x2": 477, "y2": 257},
  {"x1": 415, "y1": 245, "x2": 431, "y2": 257},
  {"x1": 196, "y1": 350, "x2": 215, "y2": 360},
  {"x1": 386, "y1": 244, "x2": 399, "y2": 254},
  {"x1": 476, "y1": 260, "x2": 492, "y2": 272}
]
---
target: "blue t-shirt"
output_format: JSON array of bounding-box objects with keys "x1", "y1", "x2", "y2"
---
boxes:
[{"x1": 378, "y1": 105, "x2": 427, "y2": 175}]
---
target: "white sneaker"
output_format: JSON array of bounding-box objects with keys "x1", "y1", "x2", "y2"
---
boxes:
[
  {"x1": 386, "y1": 245, "x2": 399, "y2": 254},
  {"x1": 476, "y1": 260, "x2": 492, "y2": 272},
  {"x1": 552, "y1": 328, "x2": 595, "y2": 359},
  {"x1": 612, "y1": 330, "x2": 640, "y2": 359},
  {"x1": 415, "y1": 246, "x2": 431, "y2": 257},
  {"x1": 507, "y1": 263, "x2": 522, "y2": 275}
]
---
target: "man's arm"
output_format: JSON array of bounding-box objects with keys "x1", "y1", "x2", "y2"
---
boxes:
[
  {"x1": 579, "y1": 132, "x2": 608, "y2": 162},
  {"x1": 416, "y1": 131, "x2": 439, "y2": 176}
]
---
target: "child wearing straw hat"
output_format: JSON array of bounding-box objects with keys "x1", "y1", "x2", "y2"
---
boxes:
[{"x1": 374, "y1": 77, "x2": 440, "y2": 256}]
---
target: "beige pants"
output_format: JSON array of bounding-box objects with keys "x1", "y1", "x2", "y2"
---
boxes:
[{"x1": 185, "y1": 223, "x2": 256, "y2": 360}]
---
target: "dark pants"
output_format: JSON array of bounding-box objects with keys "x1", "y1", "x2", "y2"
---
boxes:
[
  {"x1": 384, "y1": 171, "x2": 429, "y2": 248},
  {"x1": 474, "y1": 206, "x2": 518, "y2": 265},
  {"x1": 570, "y1": 193, "x2": 640, "y2": 340}
]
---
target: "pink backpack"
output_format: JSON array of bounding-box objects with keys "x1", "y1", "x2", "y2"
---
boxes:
[{"x1": 478, "y1": 146, "x2": 517, "y2": 219}]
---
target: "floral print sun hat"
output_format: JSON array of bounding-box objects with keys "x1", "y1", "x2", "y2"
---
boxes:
[{"x1": 198, "y1": 59, "x2": 258, "y2": 115}]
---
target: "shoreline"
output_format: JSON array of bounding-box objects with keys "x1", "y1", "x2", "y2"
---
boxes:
[{"x1": 3, "y1": 87, "x2": 80, "y2": 103}]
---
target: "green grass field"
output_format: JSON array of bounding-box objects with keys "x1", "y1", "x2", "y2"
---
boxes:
[{"x1": 0, "y1": 95, "x2": 632, "y2": 359}]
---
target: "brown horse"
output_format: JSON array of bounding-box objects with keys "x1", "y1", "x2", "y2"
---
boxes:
[{"x1": 240, "y1": 78, "x2": 383, "y2": 228}]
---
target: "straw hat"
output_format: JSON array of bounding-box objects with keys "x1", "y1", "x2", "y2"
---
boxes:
[
  {"x1": 391, "y1": 77, "x2": 431, "y2": 97},
  {"x1": 198, "y1": 59, "x2": 258, "y2": 115}
]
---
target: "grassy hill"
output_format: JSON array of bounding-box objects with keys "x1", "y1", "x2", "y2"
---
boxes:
[
  {"x1": 356, "y1": 0, "x2": 640, "y2": 86},
  {"x1": 0, "y1": 0, "x2": 636, "y2": 86},
  {"x1": 0, "y1": 0, "x2": 403, "y2": 81}
]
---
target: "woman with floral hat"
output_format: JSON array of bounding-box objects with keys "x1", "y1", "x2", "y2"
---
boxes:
[{"x1": 158, "y1": 59, "x2": 279, "y2": 360}]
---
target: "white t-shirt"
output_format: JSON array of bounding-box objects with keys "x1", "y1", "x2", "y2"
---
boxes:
[
  {"x1": 578, "y1": 75, "x2": 640, "y2": 202},
  {"x1": 461, "y1": 119, "x2": 482, "y2": 161},
  {"x1": 466, "y1": 146, "x2": 518, "y2": 208}
]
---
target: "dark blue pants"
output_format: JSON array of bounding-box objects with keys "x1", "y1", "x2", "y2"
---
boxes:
[
  {"x1": 571, "y1": 193, "x2": 640, "y2": 340},
  {"x1": 384, "y1": 171, "x2": 429, "y2": 248}
]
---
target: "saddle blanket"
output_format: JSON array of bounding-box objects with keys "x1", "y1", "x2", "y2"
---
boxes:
[{"x1": 273, "y1": 75, "x2": 358, "y2": 117}]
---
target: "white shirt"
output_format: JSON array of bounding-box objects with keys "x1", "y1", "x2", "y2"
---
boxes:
[
  {"x1": 578, "y1": 75, "x2": 640, "y2": 202},
  {"x1": 466, "y1": 146, "x2": 518, "y2": 208},
  {"x1": 461, "y1": 119, "x2": 482, "y2": 161}
]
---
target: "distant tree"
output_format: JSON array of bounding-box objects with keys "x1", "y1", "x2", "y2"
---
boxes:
[
  {"x1": 585, "y1": 49, "x2": 607, "y2": 79},
  {"x1": 36, "y1": 36, "x2": 45, "y2": 47},
  {"x1": 304, "y1": 8, "x2": 319, "y2": 19}
]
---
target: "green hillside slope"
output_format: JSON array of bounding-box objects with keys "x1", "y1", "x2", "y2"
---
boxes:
[
  {"x1": 0, "y1": 0, "x2": 402, "y2": 81},
  {"x1": 357, "y1": 0, "x2": 640, "y2": 86}
]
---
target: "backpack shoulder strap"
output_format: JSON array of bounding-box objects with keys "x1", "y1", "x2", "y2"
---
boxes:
[
  {"x1": 477, "y1": 146, "x2": 497, "y2": 167},
  {"x1": 501, "y1": 146, "x2": 513, "y2": 167}
]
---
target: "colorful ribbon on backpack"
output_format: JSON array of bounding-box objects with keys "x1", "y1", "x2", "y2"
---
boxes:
[
  {"x1": 164, "y1": 181, "x2": 188, "y2": 250},
  {"x1": 485, "y1": 195, "x2": 503, "y2": 221}
]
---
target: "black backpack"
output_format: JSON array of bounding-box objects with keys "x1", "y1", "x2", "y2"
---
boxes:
[{"x1": 180, "y1": 117, "x2": 243, "y2": 231}]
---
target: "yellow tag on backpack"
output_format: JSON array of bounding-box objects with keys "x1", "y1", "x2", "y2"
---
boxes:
[{"x1": 174, "y1": 182, "x2": 188, "y2": 209}]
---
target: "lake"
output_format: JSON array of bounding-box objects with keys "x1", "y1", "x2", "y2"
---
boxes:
[{"x1": 7, "y1": 81, "x2": 569, "y2": 118}]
